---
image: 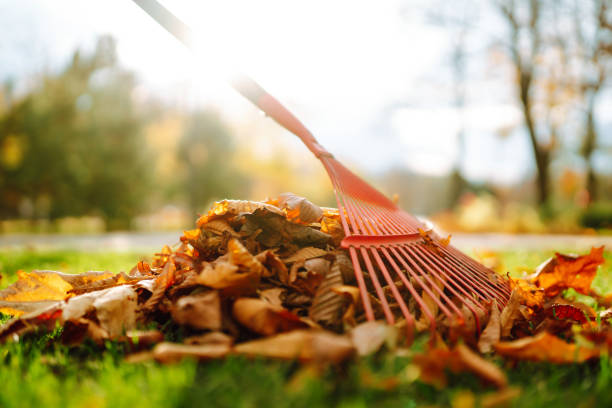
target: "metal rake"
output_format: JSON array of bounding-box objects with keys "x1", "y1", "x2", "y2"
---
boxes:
[{"x1": 132, "y1": 0, "x2": 511, "y2": 337}]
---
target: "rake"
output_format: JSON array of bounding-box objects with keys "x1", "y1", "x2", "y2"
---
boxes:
[{"x1": 132, "y1": 0, "x2": 511, "y2": 337}]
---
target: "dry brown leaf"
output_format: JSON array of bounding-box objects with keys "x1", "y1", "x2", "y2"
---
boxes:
[
  {"x1": 255, "y1": 250, "x2": 287, "y2": 278},
  {"x1": 170, "y1": 291, "x2": 222, "y2": 330},
  {"x1": 331, "y1": 285, "x2": 361, "y2": 326},
  {"x1": 320, "y1": 216, "x2": 345, "y2": 246},
  {"x1": 413, "y1": 344, "x2": 507, "y2": 388},
  {"x1": 259, "y1": 288, "x2": 285, "y2": 307},
  {"x1": 197, "y1": 240, "x2": 263, "y2": 296},
  {"x1": 293, "y1": 271, "x2": 325, "y2": 297},
  {"x1": 184, "y1": 331, "x2": 234, "y2": 347},
  {"x1": 0, "y1": 270, "x2": 115, "y2": 315},
  {"x1": 494, "y1": 331, "x2": 601, "y2": 363},
  {"x1": 197, "y1": 199, "x2": 283, "y2": 227},
  {"x1": 508, "y1": 276, "x2": 544, "y2": 308},
  {"x1": 351, "y1": 321, "x2": 397, "y2": 356},
  {"x1": 277, "y1": 193, "x2": 323, "y2": 224},
  {"x1": 283, "y1": 247, "x2": 329, "y2": 264},
  {"x1": 0, "y1": 305, "x2": 62, "y2": 342},
  {"x1": 232, "y1": 297, "x2": 307, "y2": 336},
  {"x1": 61, "y1": 285, "x2": 139, "y2": 338},
  {"x1": 310, "y1": 255, "x2": 345, "y2": 326},
  {"x1": 233, "y1": 329, "x2": 354, "y2": 363},
  {"x1": 415, "y1": 276, "x2": 445, "y2": 332},
  {"x1": 500, "y1": 290, "x2": 522, "y2": 338},
  {"x1": 153, "y1": 342, "x2": 230, "y2": 363},
  {"x1": 202, "y1": 219, "x2": 240, "y2": 237},
  {"x1": 528, "y1": 247, "x2": 605, "y2": 297},
  {"x1": 479, "y1": 301, "x2": 501, "y2": 353}
]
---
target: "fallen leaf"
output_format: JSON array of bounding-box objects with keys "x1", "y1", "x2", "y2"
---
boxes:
[
  {"x1": 202, "y1": 219, "x2": 240, "y2": 237},
  {"x1": 62, "y1": 285, "x2": 139, "y2": 338},
  {"x1": 197, "y1": 199, "x2": 283, "y2": 227},
  {"x1": 184, "y1": 331, "x2": 234, "y2": 347},
  {"x1": 479, "y1": 301, "x2": 501, "y2": 353},
  {"x1": 277, "y1": 192, "x2": 323, "y2": 224},
  {"x1": 331, "y1": 285, "x2": 361, "y2": 326},
  {"x1": 241, "y1": 209, "x2": 331, "y2": 249},
  {"x1": 351, "y1": 321, "x2": 397, "y2": 356},
  {"x1": 255, "y1": 250, "x2": 287, "y2": 278},
  {"x1": 259, "y1": 288, "x2": 285, "y2": 307},
  {"x1": 233, "y1": 329, "x2": 354, "y2": 363},
  {"x1": 0, "y1": 270, "x2": 115, "y2": 315},
  {"x1": 529, "y1": 247, "x2": 605, "y2": 297},
  {"x1": 153, "y1": 342, "x2": 230, "y2": 363},
  {"x1": 232, "y1": 297, "x2": 307, "y2": 336},
  {"x1": 494, "y1": 332, "x2": 601, "y2": 363},
  {"x1": 170, "y1": 291, "x2": 222, "y2": 330},
  {"x1": 196, "y1": 239, "x2": 263, "y2": 296},
  {"x1": 414, "y1": 344, "x2": 507, "y2": 388},
  {"x1": 500, "y1": 290, "x2": 522, "y2": 338},
  {"x1": 310, "y1": 255, "x2": 346, "y2": 326}
]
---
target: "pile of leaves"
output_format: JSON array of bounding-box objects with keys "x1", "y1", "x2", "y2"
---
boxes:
[{"x1": 0, "y1": 194, "x2": 609, "y2": 393}]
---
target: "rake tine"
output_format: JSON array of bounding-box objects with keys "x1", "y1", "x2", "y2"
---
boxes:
[
  {"x1": 369, "y1": 247, "x2": 416, "y2": 336},
  {"x1": 347, "y1": 247, "x2": 375, "y2": 321},
  {"x1": 359, "y1": 247, "x2": 395, "y2": 324},
  {"x1": 436, "y1": 246, "x2": 510, "y2": 303},
  {"x1": 380, "y1": 247, "x2": 436, "y2": 333},
  {"x1": 405, "y1": 246, "x2": 484, "y2": 331},
  {"x1": 390, "y1": 246, "x2": 464, "y2": 321},
  {"x1": 411, "y1": 244, "x2": 500, "y2": 306},
  {"x1": 442, "y1": 246, "x2": 512, "y2": 297}
]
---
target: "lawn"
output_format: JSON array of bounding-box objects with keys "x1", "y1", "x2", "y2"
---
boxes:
[{"x1": 0, "y1": 248, "x2": 611, "y2": 408}]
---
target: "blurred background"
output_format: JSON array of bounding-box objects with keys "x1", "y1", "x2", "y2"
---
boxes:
[{"x1": 1, "y1": 0, "x2": 611, "y2": 235}]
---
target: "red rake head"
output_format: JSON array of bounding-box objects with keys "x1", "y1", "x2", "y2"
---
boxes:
[{"x1": 322, "y1": 157, "x2": 511, "y2": 338}]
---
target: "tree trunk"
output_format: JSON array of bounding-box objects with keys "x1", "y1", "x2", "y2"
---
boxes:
[
  {"x1": 582, "y1": 94, "x2": 598, "y2": 202},
  {"x1": 519, "y1": 71, "x2": 550, "y2": 206}
]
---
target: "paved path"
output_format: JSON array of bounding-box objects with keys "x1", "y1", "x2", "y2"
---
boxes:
[{"x1": 0, "y1": 231, "x2": 610, "y2": 252}]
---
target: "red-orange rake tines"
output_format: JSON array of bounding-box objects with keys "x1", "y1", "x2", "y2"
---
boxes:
[{"x1": 133, "y1": 0, "x2": 512, "y2": 337}]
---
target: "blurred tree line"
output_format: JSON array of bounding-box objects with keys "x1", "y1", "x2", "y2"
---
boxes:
[
  {"x1": 0, "y1": 36, "x2": 250, "y2": 230},
  {"x1": 400, "y1": 0, "x2": 612, "y2": 230}
]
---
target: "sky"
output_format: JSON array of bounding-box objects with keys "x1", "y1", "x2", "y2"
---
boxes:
[{"x1": 1, "y1": 0, "x2": 610, "y2": 185}]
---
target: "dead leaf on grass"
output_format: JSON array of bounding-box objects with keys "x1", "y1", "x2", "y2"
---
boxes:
[
  {"x1": 233, "y1": 329, "x2": 354, "y2": 363},
  {"x1": 232, "y1": 297, "x2": 308, "y2": 336},
  {"x1": 529, "y1": 247, "x2": 605, "y2": 297},
  {"x1": 170, "y1": 291, "x2": 222, "y2": 330},
  {"x1": 494, "y1": 331, "x2": 600, "y2": 363}
]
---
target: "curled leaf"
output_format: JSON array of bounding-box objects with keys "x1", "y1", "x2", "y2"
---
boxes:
[
  {"x1": 529, "y1": 247, "x2": 605, "y2": 297},
  {"x1": 170, "y1": 291, "x2": 222, "y2": 330},
  {"x1": 233, "y1": 329, "x2": 354, "y2": 363},
  {"x1": 494, "y1": 332, "x2": 600, "y2": 363},
  {"x1": 232, "y1": 297, "x2": 307, "y2": 336},
  {"x1": 277, "y1": 193, "x2": 323, "y2": 224}
]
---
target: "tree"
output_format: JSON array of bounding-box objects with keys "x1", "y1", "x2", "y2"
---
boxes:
[
  {"x1": 496, "y1": 0, "x2": 554, "y2": 207},
  {"x1": 177, "y1": 110, "x2": 250, "y2": 215},
  {"x1": 0, "y1": 36, "x2": 152, "y2": 229},
  {"x1": 572, "y1": 0, "x2": 612, "y2": 202}
]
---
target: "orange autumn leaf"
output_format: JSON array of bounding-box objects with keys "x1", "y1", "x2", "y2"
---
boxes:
[
  {"x1": 277, "y1": 193, "x2": 323, "y2": 224},
  {"x1": 508, "y1": 276, "x2": 545, "y2": 308},
  {"x1": 233, "y1": 329, "x2": 354, "y2": 363},
  {"x1": 232, "y1": 297, "x2": 308, "y2": 336},
  {"x1": 529, "y1": 247, "x2": 605, "y2": 297},
  {"x1": 196, "y1": 200, "x2": 283, "y2": 227},
  {"x1": 494, "y1": 332, "x2": 601, "y2": 363},
  {"x1": 413, "y1": 344, "x2": 507, "y2": 388},
  {"x1": 0, "y1": 270, "x2": 115, "y2": 316}
]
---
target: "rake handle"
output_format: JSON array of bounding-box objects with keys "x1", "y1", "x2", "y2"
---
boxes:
[{"x1": 131, "y1": 0, "x2": 331, "y2": 159}]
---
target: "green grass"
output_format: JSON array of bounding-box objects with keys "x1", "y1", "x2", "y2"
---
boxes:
[{"x1": 0, "y1": 248, "x2": 611, "y2": 408}]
